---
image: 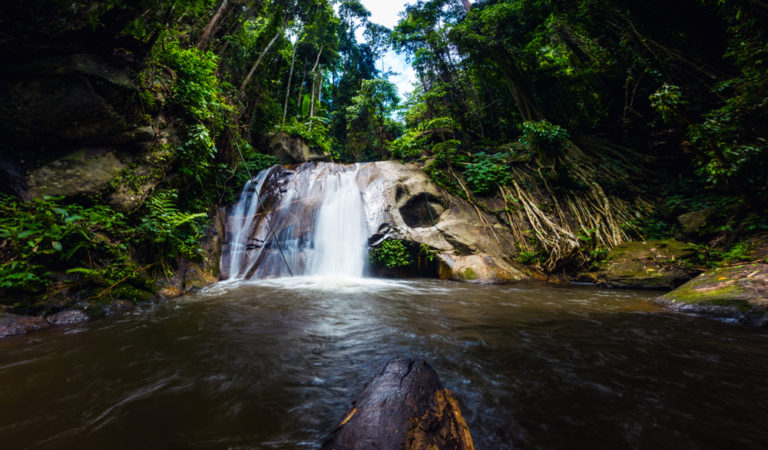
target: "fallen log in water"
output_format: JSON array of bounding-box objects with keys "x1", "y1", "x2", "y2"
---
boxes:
[{"x1": 323, "y1": 358, "x2": 475, "y2": 450}]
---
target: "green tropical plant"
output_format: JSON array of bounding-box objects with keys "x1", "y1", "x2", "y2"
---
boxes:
[{"x1": 369, "y1": 239, "x2": 413, "y2": 269}]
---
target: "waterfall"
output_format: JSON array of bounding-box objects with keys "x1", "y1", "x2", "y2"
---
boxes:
[{"x1": 222, "y1": 163, "x2": 369, "y2": 280}]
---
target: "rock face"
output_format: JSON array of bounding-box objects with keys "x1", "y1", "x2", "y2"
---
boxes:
[
  {"x1": 592, "y1": 239, "x2": 699, "y2": 289},
  {"x1": 357, "y1": 162, "x2": 528, "y2": 283},
  {"x1": 657, "y1": 264, "x2": 768, "y2": 327},
  {"x1": 0, "y1": 53, "x2": 136, "y2": 148},
  {"x1": 266, "y1": 133, "x2": 330, "y2": 164},
  {"x1": 323, "y1": 358, "x2": 474, "y2": 450}
]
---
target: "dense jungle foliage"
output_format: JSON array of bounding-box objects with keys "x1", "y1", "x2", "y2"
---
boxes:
[{"x1": 0, "y1": 0, "x2": 766, "y2": 311}]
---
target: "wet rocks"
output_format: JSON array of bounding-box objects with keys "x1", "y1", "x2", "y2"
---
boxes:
[
  {"x1": 591, "y1": 239, "x2": 699, "y2": 289},
  {"x1": 657, "y1": 263, "x2": 768, "y2": 327},
  {"x1": 323, "y1": 358, "x2": 474, "y2": 450},
  {"x1": 0, "y1": 314, "x2": 50, "y2": 339},
  {"x1": 46, "y1": 309, "x2": 89, "y2": 326},
  {"x1": 439, "y1": 254, "x2": 525, "y2": 284},
  {"x1": 358, "y1": 162, "x2": 528, "y2": 284}
]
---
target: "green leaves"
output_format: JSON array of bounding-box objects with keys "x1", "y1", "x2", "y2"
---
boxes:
[
  {"x1": 0, "y1": 195, "x2": 131, "y2": 295},
  {"x1": 369, "y1": 239, "x2": 413, "y2": 269},
  {"x1": 159, "y1": 40, "x2": 231, "y2": 129},
  {"x1": 520, "y1": 120, "x2": 569, "y2": 160},
  {"x1": 649, "y1": 83, "x2": 685, "y2": 122},
  {"x1": 345, "y1": 78, "x2": 401, "y2": 161},
  {"x1": 138, "y1": 190, "x2": 207, "y2": 264},
  {"x1": 463, "y1": 152, "x2": 511, "y2": 195}
]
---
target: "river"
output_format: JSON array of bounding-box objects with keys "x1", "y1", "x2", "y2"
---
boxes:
[{"x1": 1, "y1": 278, "x2": 768, "y2": 449}]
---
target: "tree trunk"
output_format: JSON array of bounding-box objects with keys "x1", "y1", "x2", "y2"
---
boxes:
[
  {"x1": 296, "y1": 61, "x2": 307, "y2": 118},
  {"x1": 309, "y1": 73, "x2": 317, "y2": 130},
  {"x1": 282, "y1": 40, "x2": 297, "y2": 126},
  {"x1": 197, "y1": 0, "x2": 230, "y2": 49},
  {"x1": 461, "y1": 0, "x2": 472, "y2": 12},
  {"x1": 238, "y1": 17, "x2": 288, "y2": 98},
  {"x1": 323, "y1": 358, "x2": 474, "y2": 450},
  {"x1": 308, "y1": 45, "x2": 325, "y2": 131}
]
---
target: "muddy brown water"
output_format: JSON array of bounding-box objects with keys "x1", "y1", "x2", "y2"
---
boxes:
[{"x1": 1, "y1": 278, "x2": 768, "y2": 449}]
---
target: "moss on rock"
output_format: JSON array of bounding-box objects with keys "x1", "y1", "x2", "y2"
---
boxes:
[
  {"x1": 591, "y1": 239, "x2": 699, "y2": 289},
  {"x1": 657, "y1": 264, "x2": 768, "y2": 326}
]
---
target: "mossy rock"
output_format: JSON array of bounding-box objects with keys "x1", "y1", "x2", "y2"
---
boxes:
[
  {"x1": 458, "y1": 268, "x2": 478, "y2": 281},
  {"x1": 657, "y1": 264, "x2": 768, "y2": 327},
  {"x1": 677, "y1": 207, "x2": 718, "y2": 236},
  {"x1": 593, "y1": 239, "x2": 699, "y2": 290},
  {"x1": 27, "y1": 148, "x2": 126, "y2": 199}
]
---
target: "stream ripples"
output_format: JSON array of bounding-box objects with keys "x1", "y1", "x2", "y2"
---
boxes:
[{"x1": 1, "y1": 279, "x2": 768, "y2": 449}]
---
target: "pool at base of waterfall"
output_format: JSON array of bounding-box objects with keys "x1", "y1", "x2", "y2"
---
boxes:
[{"x1": 1, "y1": 279, "x2": 768, "y2": 449}]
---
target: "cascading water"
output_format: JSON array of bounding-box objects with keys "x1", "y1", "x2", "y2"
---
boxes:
[{"x1": 221, "y1": 163, "x2": 369, "y2": 280}]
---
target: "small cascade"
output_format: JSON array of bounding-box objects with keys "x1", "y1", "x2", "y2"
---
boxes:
[{"x1": 221, "y1": 163, "x2": 369, "y2": 280}]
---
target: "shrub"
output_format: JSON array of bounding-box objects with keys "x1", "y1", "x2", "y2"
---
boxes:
[
  {"x1": 369, "y1": 239, "x2": 413, "y2": 269},
  {"x1": 520, "y1": 120, "x2": 570, "y2": 159},
  {"x1": 159, "y1": 40, "x2": 230, "y2": 129},
  {"x1": 463, "y1": 152, "x2": 511, "y2": 195},
  {"x1": 137, "y1": 190, "x2": 207, "y2": 268}
]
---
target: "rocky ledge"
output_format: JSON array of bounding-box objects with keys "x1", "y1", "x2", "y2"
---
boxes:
[
  {"x1": 656, "y1": 264, "x2": 768, "y2": 327},
  {"x1": 585, "y1": 239, "x2": 700, "y2": 290}
]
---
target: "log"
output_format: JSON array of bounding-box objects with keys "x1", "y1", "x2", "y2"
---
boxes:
[{"x1": 323, "y1": 358, "x2": 475, "y2": 450}]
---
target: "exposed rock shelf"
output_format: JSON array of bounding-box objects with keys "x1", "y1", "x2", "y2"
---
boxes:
[{"x1": 657, "y1": 264, "x2": 768, "y2": 327}]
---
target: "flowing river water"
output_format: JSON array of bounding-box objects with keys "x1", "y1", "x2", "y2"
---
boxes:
[{"x1": 1, "y1": 278, "x2": 768, "y2": 449}]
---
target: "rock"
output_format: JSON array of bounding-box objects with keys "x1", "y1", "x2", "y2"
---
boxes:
[
  {"x1": 221, "y1": 162, "x2": 527, "y2": 283},
  {"x1": 592, "y1": 239, "x2": 699, "y2": 289},
  {"x1": 181, "y1": 262, "x2": 218, "y2": 293},
  {"x1": 0, "y1": 314, "x2": 50, "y2": 339},
  {"x1": 323, "y1": 358, "x2": 475, "y2": 450},
  {"x1": 266, "y1": 132, "x2": 329, "y2": 164},
  {"x1": 358, "y1": 162, "x2": 528, "y2": 284},
  {"x1": 115, "y1": 126, "x2": 156, "y2": 144},
  {"x1": 657, "y1": 264, "x2": 768, "y2": 327},
  {"x1": 108, "y1": 135, "x2": 176, "y2": 211},
  {"x1": 677, "y1": 207, "x2": 718, "y2": 237},
  {"x1": 104, "y1": 299, "x2": 136, "y2": 316},
  {"x1": 157, "y1": 259, "x2": 217, "y2": 298},
  {"x1": 0, "y1": 153, "x2": 28, "y2": 198},
  {"x1": 745, "y1": 233, "x2": 768, "y2": 261},
  {"x1": 438, "y1": 254, "x2": 524, "y2": 283},
  {"x1": 46, "y1": 309, "x2": 89, "y2": 326},
  {"x1": 27, "y1": 148, "x2": 126, "y2": 198}
]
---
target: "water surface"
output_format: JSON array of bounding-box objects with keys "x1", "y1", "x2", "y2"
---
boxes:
[{"x1": 1, "y1": 279, "x2": 767, "y2": 449}]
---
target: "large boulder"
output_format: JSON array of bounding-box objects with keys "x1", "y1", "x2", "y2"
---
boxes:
[
  {"x1": 266, "y1": 132, "x2": 330, "y2": 164},
  {"x1": 657, "y1": 264, "x2": 768, "y2": 327},
  {"x1": 591, "y1": 239, "x2": 699, "y2": 289},
  {"x1": 27, "y1": 148, "x2": 126, "y2": 199},
  {"x1": 323, "y1": 358, "x2": 474, "y2": 450},
  {"x1": 677, "y1": 208, "x2": 717, "y2": 236},
  {"x1": 357, "y1": 162, "x2": 528, "y2": 283}
]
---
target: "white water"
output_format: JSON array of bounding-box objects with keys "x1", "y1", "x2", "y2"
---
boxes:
[
  {"x1": 222, "y1": 163, "x2": 369, "y2": 280},
  {"x1": 308, "y1": 167, "x2": 368, "y2": 277},
  {"x1": 225, "y1": 167, "x2": 275, "y2": 279}
]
